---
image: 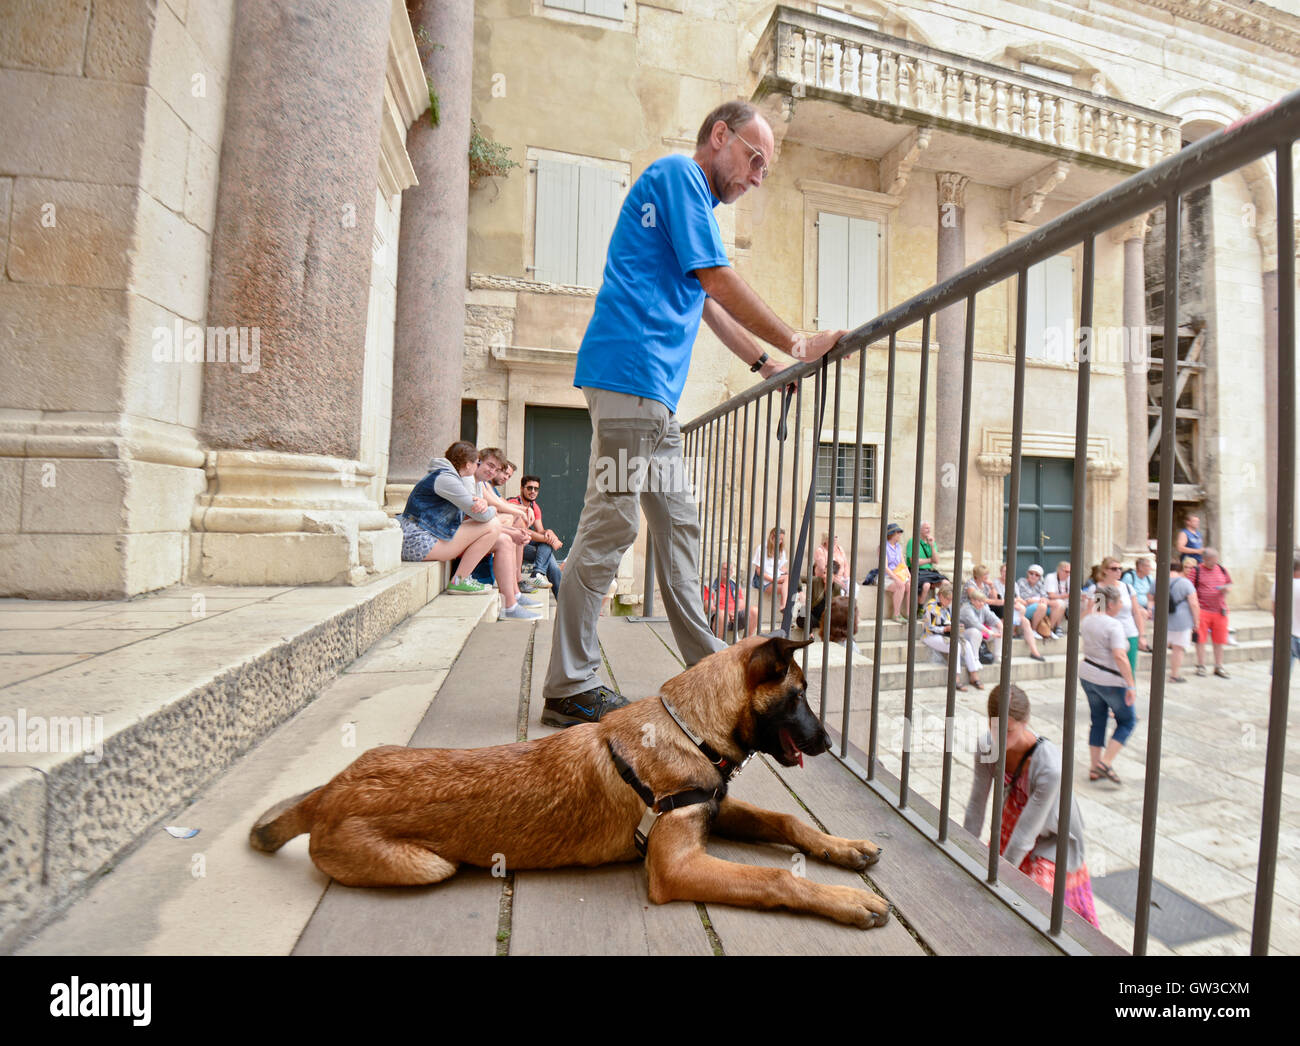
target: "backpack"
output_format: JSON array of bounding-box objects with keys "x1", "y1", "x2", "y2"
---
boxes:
[{"x1": 1170, "y1": 578, "x2": 1187, "y2": 615}]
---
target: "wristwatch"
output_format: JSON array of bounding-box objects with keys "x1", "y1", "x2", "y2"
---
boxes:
[{"x1": 750, "y1": 351, "x2": 769, "y2": 373}]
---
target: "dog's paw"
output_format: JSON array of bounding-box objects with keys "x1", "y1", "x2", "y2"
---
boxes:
[
  {"x1": 820, "y1": 837, "x2": 883, "y2": 871},
  {"x1": 824, "y1": 884, "x2": 891, "y2": 929}
]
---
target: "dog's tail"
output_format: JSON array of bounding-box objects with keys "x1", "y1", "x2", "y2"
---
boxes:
[{"x1": 249, "y1": 786, "x2": 323, "y2": 853}]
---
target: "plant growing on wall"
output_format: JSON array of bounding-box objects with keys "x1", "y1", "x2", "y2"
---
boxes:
[{"x1": 469, "y1": 121, "x2": 519, "y2": 187}]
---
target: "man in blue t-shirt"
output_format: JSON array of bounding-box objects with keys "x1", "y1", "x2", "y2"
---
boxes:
[{"x1": 542, "y1": 100, "x2": 847, "y2": 728}]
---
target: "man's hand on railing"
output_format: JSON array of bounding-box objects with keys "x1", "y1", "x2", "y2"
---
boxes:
[{"x1": 790, "y1": 328, "x2": 848, "y2": 362}]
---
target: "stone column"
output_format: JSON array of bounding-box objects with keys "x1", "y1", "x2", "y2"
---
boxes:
[
  {"x1": 386, "y1": 0, "x2": 474, "y2": 512},
  {"x1": 1263, "y1": 267, "x2": 1279, "y2": 547},
  {"x1": 192, "y1": 0, "x2": 399, "y2": 585},
  {"x1": 935, "y1": 173, "x2": 969, "y2": 564},
  {"x1": 1116, "y1": 214, "x2": 1151, "y2": 558},
  {"x1": 976, "y1": 452, "x2": 1012, "y2": 566}
]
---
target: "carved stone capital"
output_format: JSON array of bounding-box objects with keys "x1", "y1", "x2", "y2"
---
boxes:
[
  {"x1": 1109, "y1": 212, "x2": 1152, "y2": 244},
  {"x1": 1086, "y1": 457, "x2": 1124, "y2": 480},
  {"x1": 976, "y1": 452, "x2": 1012, "y2": 477},
  {"x1": 936, "y1": 172, "x2": 970, "y2": 209}
]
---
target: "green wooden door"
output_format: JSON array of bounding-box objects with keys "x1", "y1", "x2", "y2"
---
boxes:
[
  {"x1": 1003, "y1": 457, "x2": 1074, "y2": 579},
  {"x1": 523, "y1": 406, "x2": 593, "y2": 553}
]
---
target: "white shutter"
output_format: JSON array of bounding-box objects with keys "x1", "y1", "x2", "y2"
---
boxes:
[
  {"x1": 535, "y1": 158, "x2": 579, "y2": 285},
  {"x1": 817, "y1": 212, "x2": 848, "y2": 330},
  {"x1": 1045, "y1": 254, "x2": 1074, "y2": 361},
  {"x1": 584, "y1": 0, "x2": 625, "y2": 18},
  {"x1": 544, "y1": 0, "x2": 585, "y2": 12},
  {"x1": 846, "y1": 217, "x2": 879, "y2": 329},
  {"x1": 1024, "y1": 260, "x2": 1046, "y2": 359},
  {"x1": 576, "y1": 165, "x2": 623, "y2": 289}
]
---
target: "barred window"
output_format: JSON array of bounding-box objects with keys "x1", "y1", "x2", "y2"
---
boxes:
[{"x1": 815, "y1": 442, "x2": 876, "y2": 503}]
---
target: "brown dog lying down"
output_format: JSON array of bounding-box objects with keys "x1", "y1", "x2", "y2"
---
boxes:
[{"x1": 250, "y1": 635, "x2": 889, "y2": 929}]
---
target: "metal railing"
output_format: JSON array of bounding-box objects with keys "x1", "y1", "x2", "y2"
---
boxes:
[{"x1": 675, "y1": 88, "x2": 1299, "y2": 955}]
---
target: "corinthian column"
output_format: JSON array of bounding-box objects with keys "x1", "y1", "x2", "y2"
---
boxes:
[
  {"x1": 193, "y1": 0, "x2": 400, "y2": 585},
  {"x1": 387, "y1": 0, "x2": 474, "y2": 510},
  {"x1": 935, "y1": 173, "x2": 969, "y2": 559}
]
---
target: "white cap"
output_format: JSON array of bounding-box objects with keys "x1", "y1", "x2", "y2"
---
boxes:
[{"x1": 1028, "y1": 564, "x2": 1044, "y2": 575}]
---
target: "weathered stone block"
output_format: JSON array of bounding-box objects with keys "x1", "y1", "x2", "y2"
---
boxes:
[
  {"x1": 123, "y1": 292, "x2": 184, "y2": 425},
  {"x1": 130, "y1": 192, "x2": 210, "y2": 321},
  {"x1": 0, "y1": 0, "x2": 90, "y2": 75},
  {"x1": 357, "y1": 525, "x2": 402, "y2": 572},
  {"x1": 0, "y1": 178, "x2": 11, "y2": 270},
  {"x1": 0, "y1": 459, "x2": 21, "y2": 534},
  {"x1": 7, "y1": 179, "x2": 137, "y2": 290},
  {"x1": 21, "y1": 458, "x2": 129, "y2": 535},
  {"x1": 189, "y1": 532, "x2": 356, "y2": 586},
  {"x1": 140, "y1": 90, "x2": 190, "y2": 214},
  {"x1": 183, "y1": 131, "x2": 220, "y2": 233},
  {"x1": 0, "y1": 768, "x2": 47, "y2": 949},
  {"x1": 147, "y1": 1, "x2": 226, "y2": 150},
  {"x1": 0, "y1": 284, "x2": 129, "y2": 413},
  {"x1": 0, "y1": 70, "x2": 146, "y2": 185},
  {"x1": 84, "y1": 0, "x2": 158, "y2": 84},
  {"x1": 184, "y1": 0, "x2": 236, "y2": 75}
]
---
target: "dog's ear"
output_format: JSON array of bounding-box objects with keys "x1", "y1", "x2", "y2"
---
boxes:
[{"x1": 746, "y1": 636, "x2": 813, "y2": 688}]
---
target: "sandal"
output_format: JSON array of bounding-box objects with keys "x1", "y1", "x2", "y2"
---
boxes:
[
  {"x1": 1098, "y1": 761, "x2": 1121, "y2": 784},
  {"x1": 1089, "y1": 765, "x2": 1105, "y2": 782},
  {"x1": 955, "y1": 683, "x2": 968, "y2": 692}
]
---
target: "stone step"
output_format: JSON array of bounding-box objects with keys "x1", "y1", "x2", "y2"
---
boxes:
[{"x1": 0, "y1": 563, "x2": 493, "y2": 950}]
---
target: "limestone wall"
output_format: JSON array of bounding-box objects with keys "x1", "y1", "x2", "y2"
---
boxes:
[{"x1": 0, "y1": 0, "x2": 235, "y2": 597}]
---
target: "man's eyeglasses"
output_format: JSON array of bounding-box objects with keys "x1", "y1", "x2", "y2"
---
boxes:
[
  {"x1": 732, "y1": 130, "x2": 769, "y2": 181},
  {"x1": 523, "y1": 485, "x2": 539, "y2": 492}
]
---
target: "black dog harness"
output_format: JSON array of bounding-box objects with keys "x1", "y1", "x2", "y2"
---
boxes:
[{"x1": 609, "y1": 696, "x2": 755, "y2": 857}]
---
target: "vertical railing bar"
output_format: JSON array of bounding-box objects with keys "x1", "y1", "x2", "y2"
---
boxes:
[
  {"x1": 761, "y1": 394, "x2": 776, "y2": 633},
  {"x1": 939, "y1": 291, "x2": 977, "y2": 842},
  {"x1": 1253, "y1": 141, "x2": 1294, "y2": 955},
  {"x1": 800, "y1": 368, "x2": 821, "y2": 678},
  {"x1": 869, "y1": 332, "x2": 899, "y2": 780},
  {"x1": 841, "y1": 344, "x2": 870, "y2": 756},
  {"x1": 786, "y1": 380, "x2": 804, "y2": 640},
  {"x1": 741, "y1": 398, "x2": 758, "y2": 637},
  {"x1": 1050, "y1": 237, "x2": 1094, "y2": 933},
  {"x1": 900, "y1": 312, "x2": 932, "y2": 809},
  {"x1": 820, "y1": 358, "x2": 843, "y2": 726},
  {"x1": 1134, "y1": 192, "x2": 1180, "y2": 955},
  {"x1": 990, "y1": 269, "x2": 1030, "y2": 885},
  {"x1": 724, "y1": 404, "x2": 740, "y2": 641},
  {"x1": 715, "y1": 412, "x2": 733, "y2": 638},
  {"x1": 703, "y1": 420, "x2": 719, "y2": 629},
  {"x1": 769, "y1": 393, "x2": 784, "y2": 634},
  {"x1": 755, "y1": 395, "x2": 772, "y2": 634}
]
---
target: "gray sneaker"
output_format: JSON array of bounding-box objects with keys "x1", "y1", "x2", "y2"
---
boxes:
[
  {"x1": 516, "y1": 594, "x2": 542, "y2": 608},
  {"x1": 541, "y1": 685, "x2": 629, "y2": 728},
  {"x1": 498, "y1": 603, "x2": 540, "y2": 621}
]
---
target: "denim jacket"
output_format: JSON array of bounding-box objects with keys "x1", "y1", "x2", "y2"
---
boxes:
[{"x1": 403, "y1": 458, "x2": 490, "y2": 540}]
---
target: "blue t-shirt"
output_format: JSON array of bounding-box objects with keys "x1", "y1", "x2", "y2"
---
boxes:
[{"x1": 573, "y1": 154, "x2": 731, "y2": 413}]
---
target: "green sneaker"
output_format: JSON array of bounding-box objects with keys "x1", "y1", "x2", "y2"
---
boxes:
[{"x1": 446, "y1": 576, "x2": 487, "y2": 594}]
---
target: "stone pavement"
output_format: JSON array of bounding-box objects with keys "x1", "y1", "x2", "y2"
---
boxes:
[{"x1": 801, "y1": 611, "x2": 1299, "y2": 956}]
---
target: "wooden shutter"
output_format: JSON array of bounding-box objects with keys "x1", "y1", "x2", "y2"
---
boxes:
[
  {"x1": 576, "y1": 165, "x2": 623, "y2": 289},
  {"x1": 846, "y1": 217, "x2": 879, "y2": 329},
  {"x1": 1045, "y1": 254, "x2": 1074, "y2": 359},
  {"x1": 544, "y1": 0, "x2": 585, "y2": 13},
  {"x1": 535, "y1": 158, "x2": 580, "y2": 285},
  {"x1": 1025, "y1": 259, "x2": 1046, "y2": 359},
  {"x1": 584, "y1": 0, "x2": 625, "y2": 18},
  {"x1": 817, "y1": 212, "x2": 848, "y2": 330}
]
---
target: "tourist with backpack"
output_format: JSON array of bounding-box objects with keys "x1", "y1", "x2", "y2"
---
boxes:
[{"x1": 1166, "y1": 560, "x2": 1200, "y2": 682}]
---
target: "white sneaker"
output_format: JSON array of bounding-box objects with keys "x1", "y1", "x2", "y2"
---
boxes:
[
  {"x1": 530, "y1": 573, "x2": 552, "y2": 589},
  {"x1": 499, "y1": 603, "x2": 540, "y2": 621}
]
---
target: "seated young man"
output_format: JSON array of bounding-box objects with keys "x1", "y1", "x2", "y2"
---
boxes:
[
  {"x1": 508, "y1": 474, "x2": 563, "y2": 596},
  {"x1": 398, "y1": 441, "x2": 539, "y2": 620}
]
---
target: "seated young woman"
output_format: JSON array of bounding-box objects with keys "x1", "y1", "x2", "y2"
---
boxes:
[{"x1": 398, "y1": 440, "x2": 539, "y2": 620}]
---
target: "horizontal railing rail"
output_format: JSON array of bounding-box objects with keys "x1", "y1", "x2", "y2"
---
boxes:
[{"x1": 677, "y1": 86, "x2": 1299, "y2": 955}]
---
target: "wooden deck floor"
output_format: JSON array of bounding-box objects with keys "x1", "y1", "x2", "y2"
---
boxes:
[{"x1": 294, "y1": 616, "x2": 1126, "y2": 956}]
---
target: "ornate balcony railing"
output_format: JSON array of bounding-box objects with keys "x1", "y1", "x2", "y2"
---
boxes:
[{"x1": 751, "y1": 6, "x2": 1183, "y2": 170}]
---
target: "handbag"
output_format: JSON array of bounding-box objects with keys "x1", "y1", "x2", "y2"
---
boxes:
[{"x1": 978, "y1": 640, "x2": 996, "y2": 665}]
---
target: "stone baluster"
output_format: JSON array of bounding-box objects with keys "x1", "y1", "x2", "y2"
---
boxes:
[
  {"x1": 1010, "y1": 86, "x2": 1024, "y2": 135},
  {"x1": 1123, "y1": 116, "x2": 1138, "y2": 163},
  {"x1": 880, "y1": 50, "x2": 896, "y2": 104},
  {"x1": 994, "y1": 81, "x2": 1008, "y2": 131},
  {"x1": 945, "y1": 68, "x2": 961, "y2": 120},
  {"x1": 1025, "y1": 89, "x2": 1041, "y2": 140},
  {"x1": 962, "y1": 72, "x2": 976, "y2": 123},
  {"x1": 977, "y1": 77, "x2": 992, "y2": 126},
  {"x1": 1094, "y1": 109, "x2": 1108, "y2": 157},
  {"x1": 1081, "y1": 106, "x2": 1095, "y2": 152},
  {"x1": 1152, "y1": 124, "x2": 1167, "y2": 161},
  {"x1": 861, "y1": 46, "x2": 879, "y2": 100},
  {"x1": 1057, "y1": 99, "x2": 1069, "y2": 148},
  {"x1": 822, "y1": 35, "x2": 839, "y2": 91},
  {"x1": 803, "y1": 31, "x2": 818, "y2": 86},
  {"x1": 898, "y1": 56, "x2": 913, "y2": 108},
  {"x1": 1111, "y1": 113, "x2": 1124, "y2": 159},
  {"x1": 914, "y1": 59, "x2": 928, "y2": 110},
  {"x1": 844, "y1": 42, "x2": 861, "y2": 96},
  {"x1": 1041, "y1": 95, "x2": 1057, "y2": 145},
  {"x1": 1138, "y1": 122, "x2": 1152, "y2": 166}
]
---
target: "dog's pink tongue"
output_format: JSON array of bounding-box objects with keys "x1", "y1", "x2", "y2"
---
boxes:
[{"x1": 780, "y1": 728, "x2": 804, "y2": 768}]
